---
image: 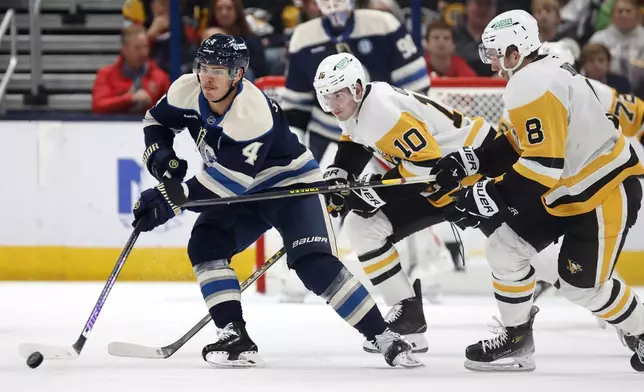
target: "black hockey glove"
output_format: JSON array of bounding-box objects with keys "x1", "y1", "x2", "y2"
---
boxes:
[
  {"x1": 143, "y1": 143, "x2": 188, "y2": 182},
  {"x1": 430, "y1": 147, "x2": 480, "y2": 191},
  {"x1": 323, "y1": 166, "x2": 351, "y2": 218},
  {"x1": 447, "y1": 179, "x2": 506, "y2": 230},
  {"x1": 132, "y1": 180, "x2": 188, "y2": 232}
]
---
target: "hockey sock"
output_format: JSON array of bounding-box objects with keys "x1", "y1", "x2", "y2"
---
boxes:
[
  {"x1": 358, "y1": 241, "x2": 414, "y2": 306},
  {"x1": 562, "y1": 277, "x2": 644, "y2": 336},
  {"x1": 293, "y1": 253, "x2": 387, "y2": 341},
  {"x1": 194, "y1": 259, "x2": 244, "y2": 328},
  {"x1": 493, "y1": 265, "x2": 537, "y2": 327}
]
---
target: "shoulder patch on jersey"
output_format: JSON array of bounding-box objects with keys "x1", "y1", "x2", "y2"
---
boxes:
[
  {"x1": 221, "y1": 80, "x2": 274, "y2": 141},
  {"x1": 288, "y1": 18, "x2": 327, "y2": 54},
  {"x1": 352, "y1": 9, "x2": 400, "y2": 38},
  {"x1": 166, "y1": 73, "x2": 201, "y2": 111}
]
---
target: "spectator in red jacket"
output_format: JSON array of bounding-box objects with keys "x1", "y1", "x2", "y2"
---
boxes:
[
  {"x1": 92, "y1": 25, "x2": 170, "y2": 114},
  {"x1": 424, "y1": 20, "x2": 477, "y2": 77}
]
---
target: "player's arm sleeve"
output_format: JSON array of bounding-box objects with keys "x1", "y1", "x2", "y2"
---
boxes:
[
  {"x1": 91, "y1": 69, "x2": 134, "y2": 114},
  {"x1": 472, "y1": 129, "x2": 521, "y2": 178},
  {"x1": 383, "y1": 14, "x2": 430, "y2": 94},
  {"x1": 142, "y1": 94, "x2": 189, "y2": 149},
  {"x1": 611, "y1": 93, "x2": 644, "y2": 139},
  {"x1": 503, "y1": 90, "x2": 568, "y2": 193},
  {"x1": 282, "y1": 34, "x2": 315, "y2": 131},
  {"x1": 333, "y1": 135, "x2": 374, "y2": 178}
]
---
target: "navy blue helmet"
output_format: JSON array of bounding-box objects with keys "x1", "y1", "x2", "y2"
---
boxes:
[{"x1": 194, "y1": 34, "x2": 250, "y2": 79}]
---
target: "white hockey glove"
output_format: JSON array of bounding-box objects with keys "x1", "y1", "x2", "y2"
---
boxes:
[{"x1": 348, "y1": 173, "x2": 387, "y2": 217}]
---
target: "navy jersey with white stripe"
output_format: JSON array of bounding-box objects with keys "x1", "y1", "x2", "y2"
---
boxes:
[
  {"x1": 283, "y1": 9, "x2": 430, "y2": 140},
  {"x1": 143, "y1": 74, "x2": 322, "y2": 200}
]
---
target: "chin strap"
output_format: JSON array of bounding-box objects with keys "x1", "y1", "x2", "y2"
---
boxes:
[{"x1": 500, "y1": 54, "x2": 527, "y2": 79}]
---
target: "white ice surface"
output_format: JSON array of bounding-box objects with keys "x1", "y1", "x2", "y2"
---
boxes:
[{"x1": 1, "y1": 282, "x2": 642, "y2": 392}]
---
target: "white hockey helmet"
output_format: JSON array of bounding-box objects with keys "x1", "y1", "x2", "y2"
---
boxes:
[
  {"x1": 315, "y1": 0, "x2": 355, "y2": 27},
  {"x1": 313, "y1": 53, "x2": 366, "y2": 113},
  {"x1": 480, "y1": 10, "x2": 541, "y2": 74}
]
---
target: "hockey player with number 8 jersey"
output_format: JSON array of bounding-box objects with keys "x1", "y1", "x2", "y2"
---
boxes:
[
  {"x1": 430, "y1": 10, "x2": 644, "y2": 372},
  {"x1": 283, "y1": 0, "x2": 430, "y2": 161}
]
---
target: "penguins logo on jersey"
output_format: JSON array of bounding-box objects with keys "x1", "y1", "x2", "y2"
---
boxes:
[{"x1": 567, "y1": 259, "x2": 583, "y2": 275}]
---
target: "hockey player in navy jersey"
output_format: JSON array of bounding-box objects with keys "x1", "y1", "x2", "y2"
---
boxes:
[
  {"x1": 282, "y1": 0, "x2": 430, "y2": 161},
  {"x1": 131, "y1": 34, "x2": 422, "y2": 369}
]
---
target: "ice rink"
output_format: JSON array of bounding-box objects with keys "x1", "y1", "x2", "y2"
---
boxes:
[{"x1": 1, "y1": 282, "x2": 642, "y2": 392}]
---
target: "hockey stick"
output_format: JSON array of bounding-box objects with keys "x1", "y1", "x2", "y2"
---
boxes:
[
  {"x1": 107, "y1": 246, "x2": 286, "y2": 359},
  {"x1": 18, "y1": 225, "x2": 142, "y2": 360},
  {"x1": 182, "y1": 175, "x2": 436, "y2": 209}
]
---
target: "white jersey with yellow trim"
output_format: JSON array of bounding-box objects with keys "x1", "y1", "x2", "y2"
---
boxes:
[
  {"x1": 587, "y1": 79, "x2": 644, "y2": 140},
  {"x1": 499, "y1": 78, "x2": 644, "y2": 144},
  {"x1": 338, "y1": 81, "x2": 494, "y2": 179},
  {"x1": 501, "y1": 54, "x2": 644, "y2": 217}
]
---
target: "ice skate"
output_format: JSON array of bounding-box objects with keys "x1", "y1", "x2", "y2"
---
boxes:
[
  {"x1": 202, "y1": 322, "x2": 264, "y2": 368},
  {"x1": 363, "y1": 279, "x2": 428, "y2": 353},
  {"x1": 369, "y1": 329, "x2": 424, "y2": 368},
  {"x1": 464, "y1": 306, "x2": 539, "y2": 372}
]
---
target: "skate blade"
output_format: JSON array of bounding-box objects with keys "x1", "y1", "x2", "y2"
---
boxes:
[
  {"x1": 464, "y1": 355, "x2": 535, "y2": 372},
  {"x1": 363, "y1": 333, "x2": 429, "y2": 354},
  {"x1": 204, "y1": 351, "x2": 264, "y2": 368},
  {"x1": 392, "y1": 351, "x2": 424, "y2": 368}
]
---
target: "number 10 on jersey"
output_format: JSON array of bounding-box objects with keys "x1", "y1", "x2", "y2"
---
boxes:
[{"x1": 393, "y1": 128, "x2": 428, "y2": 158}]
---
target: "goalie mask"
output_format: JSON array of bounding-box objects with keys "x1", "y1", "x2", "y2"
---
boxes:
[{"x1": 315, "y1": 0, "x2": 354, "y2": 28}]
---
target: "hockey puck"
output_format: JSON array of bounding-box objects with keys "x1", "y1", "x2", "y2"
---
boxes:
[
  {"x1": 27, "y1": 351, "x2": 44, "y2": 369},
  {"x1": 631, "y1": 354, "x2": 644, "y2": 372}
]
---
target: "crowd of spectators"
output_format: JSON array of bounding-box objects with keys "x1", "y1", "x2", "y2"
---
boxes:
[{"x1": 91, "y1": 0, "x2": 644, "y2": 114}]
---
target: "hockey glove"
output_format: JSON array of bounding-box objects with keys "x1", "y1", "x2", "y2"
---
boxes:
[
  {"x1": 348, "y1": 173, "x2": 387, "y2": 218},
  {"x1": 132, "y1": 180, "x2": 188, "y2": 232},
  {"x1": 323, "y1": 166, "x2": 351, "y2": 218},
  {"x1": 448, "y1": 179, "x2": 505, "y2": 229},
  {"x1": 143, "y1": 143, "x2": 188, "y2": 182},
  {"x1": 430, "y1": 147, "x2": 480, "y2": 191}
]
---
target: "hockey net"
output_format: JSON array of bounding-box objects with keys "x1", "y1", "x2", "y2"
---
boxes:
[{"x1": 252, "y1": 76, "x2": 507, "y2": 293}]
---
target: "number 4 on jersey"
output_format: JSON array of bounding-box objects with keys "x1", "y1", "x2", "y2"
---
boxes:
[{"x1": 242, "y1": 142, "x2": 263, "y2": 165}]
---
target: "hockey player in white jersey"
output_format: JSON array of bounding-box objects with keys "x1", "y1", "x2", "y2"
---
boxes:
[
  {"x1": 504, "y1": 42, "x2": 644, "y2": 304},
  {"x1": 313, "y1": 52, "x2": 499, "y2": 353},
  {"x1": 282, "y1": 0, "x2": 429, "y2": 162},
  {"x1": 131, "y1": 34, "x2": 422, "y2": 369},
  {"x1": 430, "y1": 10, "x2": 644, "y2": 372}
]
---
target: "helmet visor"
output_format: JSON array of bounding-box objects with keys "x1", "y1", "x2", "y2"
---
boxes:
[
  {"x1": 317, "y1": 89, "x2": 353, "y2": 113},
  {"x1": 193, "y1": 60, "x2": 237, "y2": 79},
  {"x1": 478, "y1": 44, "x2": 502, "y2": 64}
]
